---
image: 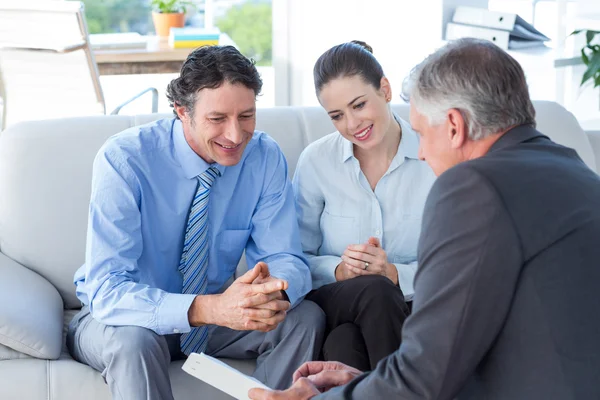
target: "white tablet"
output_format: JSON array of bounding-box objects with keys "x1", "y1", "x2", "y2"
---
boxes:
[{"x1": 182, "y1": 352, "x2": 270, "y2": 399}]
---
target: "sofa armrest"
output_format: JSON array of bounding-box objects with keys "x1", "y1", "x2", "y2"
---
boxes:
[
  {"x1": 0, "y1": 252, "x2": 63, "y2": 359},
  {"x1": 586, "y1": 131, "x2": 600, "y2": 175}
]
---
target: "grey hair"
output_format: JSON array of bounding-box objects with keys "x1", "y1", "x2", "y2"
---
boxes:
[{"x1": 401, "y1": 38, "x2": 536, "y2": 140}]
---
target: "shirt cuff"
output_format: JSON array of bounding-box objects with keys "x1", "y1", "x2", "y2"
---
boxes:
[
  {"x1": 268, "y1": 269, "x2": 310, "y2": 308},
  {"x1": 155, "y1": 292, "x2": 197, "y2": 335},
  {"x1": 394, "y1": 262, "x2": 416, "y2": 301},
  {"x1": 309, "y1": 255, "x2": 342, "y2": 290}
]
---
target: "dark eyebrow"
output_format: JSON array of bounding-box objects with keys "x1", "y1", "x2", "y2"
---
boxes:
[
  {"x1": 327, "y1": 95, "x2": 366, "y2": 115},
  {"x1": 207, "y1": 107, "x2": 256, "y2": 117},
  {"x1": 240, "y1": 107, "x2": 256, "y2": 114}
]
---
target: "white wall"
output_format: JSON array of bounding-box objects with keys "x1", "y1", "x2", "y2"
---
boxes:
[
  {"x1": 561, "y1": 0, "x2": 600, "y2": 129},
  {"x1": 273, "y1": 0, "x2": 599, "y2": 129},
  {"x1": 273, "y1": 0, "x2": 491, "y2": 106},
  {"x1": 274, "y1": 0, "x2": 467, "y2": 106}
]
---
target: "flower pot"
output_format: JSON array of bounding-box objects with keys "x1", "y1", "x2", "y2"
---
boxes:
[{"x1": 152, "y1": 11, "x2": 185, "y2": 37}]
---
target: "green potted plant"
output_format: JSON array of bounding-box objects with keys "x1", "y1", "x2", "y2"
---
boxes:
[
  {"x1": 151, "y1": 0, "x2": 194, "y2": 37},
  {"x1": 571, "y1": 30, "x2": 600, "y2": 106}
]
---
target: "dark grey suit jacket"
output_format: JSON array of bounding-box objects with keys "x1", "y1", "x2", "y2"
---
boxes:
[{"x1": 318, "y1": 125, "x2": 600, "y2": 399}]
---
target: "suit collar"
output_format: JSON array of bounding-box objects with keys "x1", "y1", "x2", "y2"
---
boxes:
[{"x1": 489, "y1": 124, "x2": 548, "y2": 153}]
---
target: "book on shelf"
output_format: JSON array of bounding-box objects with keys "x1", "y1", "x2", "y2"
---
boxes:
[
  {"x1": 169, "y1": 39, "x2": 219, "y2": 49},
  {"x1": 169, "y1": 27, "x2": 219, "y2": 40},
  {"x1": 168, "y1": 27, "x2": 220, "y2": 49},
  {"x1": 89, "y1": 32, "x2": 147, "y2": 50}
]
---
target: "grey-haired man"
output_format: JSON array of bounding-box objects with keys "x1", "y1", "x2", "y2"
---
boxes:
[{"x1": 251, "y1": 38, "x2": 600, "y2": 400}]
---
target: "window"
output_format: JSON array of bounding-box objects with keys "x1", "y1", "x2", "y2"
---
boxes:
[
  {"x1": 82, "y1": 0, "x2": 152, "y2": 34},
  {"x1": 214, "y1": 1, "x2": 272, "y2": 66},
  {"x1": 489, "y1": 0, "x2": 600, "y2": 128},
  {"x1": 91, "y1": 1, "x2": 275, "y2": 112},
  {"x1": 82, "y1": 0, "x2": 272, "y2": 67}
]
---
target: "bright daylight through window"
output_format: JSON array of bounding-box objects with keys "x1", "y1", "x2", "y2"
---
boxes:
[{"x1": 84, "y1": 0, "x2": 274, "y2": 111}]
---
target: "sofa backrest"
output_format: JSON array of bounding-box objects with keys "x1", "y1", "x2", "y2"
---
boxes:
[{"x1": 0, "y1": 101, "x2": 595, "y2": 308}]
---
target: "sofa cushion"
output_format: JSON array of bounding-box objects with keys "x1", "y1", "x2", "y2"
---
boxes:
[
  {"x1": 0, "y1": 116, "x2": 134, "y2": 308},
  {"x1": 0, "y1": 356, "x2": 256, "y2": 400},
  {"x1": 0, "y1": 359, "x2": 49, "y2": 399},
  {"x1": 0, "y1": 253, "x2": 64, "y2": 359},
  {"x1": 533, "y1": 101, "x2": 597, "y2": 171},
  {"x1": 52, "y1": 309, "x2": 256, "y2": 400},
  {"x1": 0, "y1": 343, "x2": 32, "y2": 361},
  {"x1": 584, "y1": 131, "x2": 600, "y2": 174}
]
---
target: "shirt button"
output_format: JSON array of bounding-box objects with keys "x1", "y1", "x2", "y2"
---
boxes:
[
  {"x1": 173, "y1": 329, "x2": 180, "y2": 334},
  {"x1": 375, "y1": 230, "x2": 381, "y2": 236}
]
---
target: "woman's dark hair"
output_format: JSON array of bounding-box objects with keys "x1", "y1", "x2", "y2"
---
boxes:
[
  {"x1": 166, "y1": 45, "x2": 263, "y2": 118},
  {"x1": 313, "y1": 40, "x2": 384, "y2": 95}
]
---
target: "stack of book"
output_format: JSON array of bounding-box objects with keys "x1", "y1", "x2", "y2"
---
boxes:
[
  {"x1": 90, "y1": 32, "x2": 148, "y2": 50},
  {"x1": 446, "y1": 6, "x2": 550, "y2": 50},
  {"x1": 168, "y1": 28, "x2": 220, "y2": 49}
]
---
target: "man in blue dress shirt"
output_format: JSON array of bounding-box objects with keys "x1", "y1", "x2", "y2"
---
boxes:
[{"x1": 67, "y1": 45, "x2": 325, "y2": 400}]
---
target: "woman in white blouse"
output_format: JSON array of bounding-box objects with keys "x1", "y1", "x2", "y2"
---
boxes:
[{"x1": 293, "y1": 41, "x2": 436, "y2": 371}]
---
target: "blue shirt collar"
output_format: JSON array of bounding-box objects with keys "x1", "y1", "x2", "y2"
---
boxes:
[
  {"x1": 173, "y1": 119, "x2": 226, "y2": 179},
  {"x1": 397, "y1": 117, "x2": 420, "y2": 160},
  {"x1": 340, "y1": 113, "x2": 420, "y2": 163}
]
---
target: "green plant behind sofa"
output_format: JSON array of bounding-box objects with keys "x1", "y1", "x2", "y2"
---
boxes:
[{"x1": 572, "y1": 29, "x2": 600, "y2": 89}]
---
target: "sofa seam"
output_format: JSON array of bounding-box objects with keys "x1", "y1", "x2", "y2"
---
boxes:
[
  {"x1": 0, "y1": 345, "x2": 33, "y2": 360},
  {"x1": 46, "y1": 359, "x2": 51, "y2": 400},
  {"x1": 298, "y1": 107, "x2": 310, "y2": 148},
  {"x1": 0, "y1": 331, "x2": 48, "y2": 359}
]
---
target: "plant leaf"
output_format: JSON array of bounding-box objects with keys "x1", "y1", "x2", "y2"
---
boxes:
[
  {"x1": 150, "y1": 0, "x2": 192, "y2": 13},
  {"x1": 582, "y1": 68, "x2": 593, "y2": 85},
  {"x1": 582, "y1": 48, "x2": 590, "y2": 65},
  {"x1": 586, "y1": 30, "x2": 600, "y2": 44},
  {"x1": 581, "y1": 52, "x2": 600, "y2": 86},
  {"x1": 587, "y1": 30, "x2": 595, "y2": 44}
]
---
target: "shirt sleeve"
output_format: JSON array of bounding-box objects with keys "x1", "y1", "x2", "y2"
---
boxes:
[
  {"x1": 292, "y1": 150, "x2": 342, "y2": 289},
  {"x1": 317, "y1": 165, "x2": 523, "y2": 400},
  {"x1": 392, "y1": 261, "x2": 418, "y2": 301},
  {"x1": 244, "y1": 143, "x2": 312, "y2": 307},
  {"x1": 81, "y1": 147, "x2": 196, "y2": 335}
]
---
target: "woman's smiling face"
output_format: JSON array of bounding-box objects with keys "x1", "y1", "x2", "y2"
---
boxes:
[{"x1": 318, "y1": 75, "x2": 392, "y2": 150}]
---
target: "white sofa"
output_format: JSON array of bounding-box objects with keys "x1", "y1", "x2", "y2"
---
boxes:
[{"x1": 0, "y1": 102, "x2": 598, "y2": 400}]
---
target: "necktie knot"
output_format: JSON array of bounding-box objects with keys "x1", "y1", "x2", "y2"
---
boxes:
[{"x1": 199, "y1": 166, "x2": 220, "y2": 189}]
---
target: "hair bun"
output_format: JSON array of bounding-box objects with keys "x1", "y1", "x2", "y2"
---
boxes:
[{"x1": 350, "y1": 40, "x2": 373, "y2": 54}]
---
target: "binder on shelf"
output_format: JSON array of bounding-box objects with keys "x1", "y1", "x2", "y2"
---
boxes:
[
  {"x1": 447, "y1": 6, "x2": 550, "y2": 50},
  {"x1": 446, "y1": 22, "x2": 509, "y2": 49},
  {"x1": 446, "y1": 23, "x2": 548, "y2": 50},
  {"x1": 452, "y1": 6, "x2": 549, "y2": 42}
]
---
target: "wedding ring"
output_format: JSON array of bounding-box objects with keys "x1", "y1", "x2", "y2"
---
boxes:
[{"x1": 364, "y1": 262, "x2": 369, "y2": 270}]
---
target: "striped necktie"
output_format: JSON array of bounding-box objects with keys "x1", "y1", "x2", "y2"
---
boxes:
[{"x1": 179, "y1": 166, "x2": 220, "y2": 355}]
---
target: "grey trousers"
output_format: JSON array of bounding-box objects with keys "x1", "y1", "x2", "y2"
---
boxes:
[{"x1": 66, "y1": 301, "x2": 325, "y2": 400}]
